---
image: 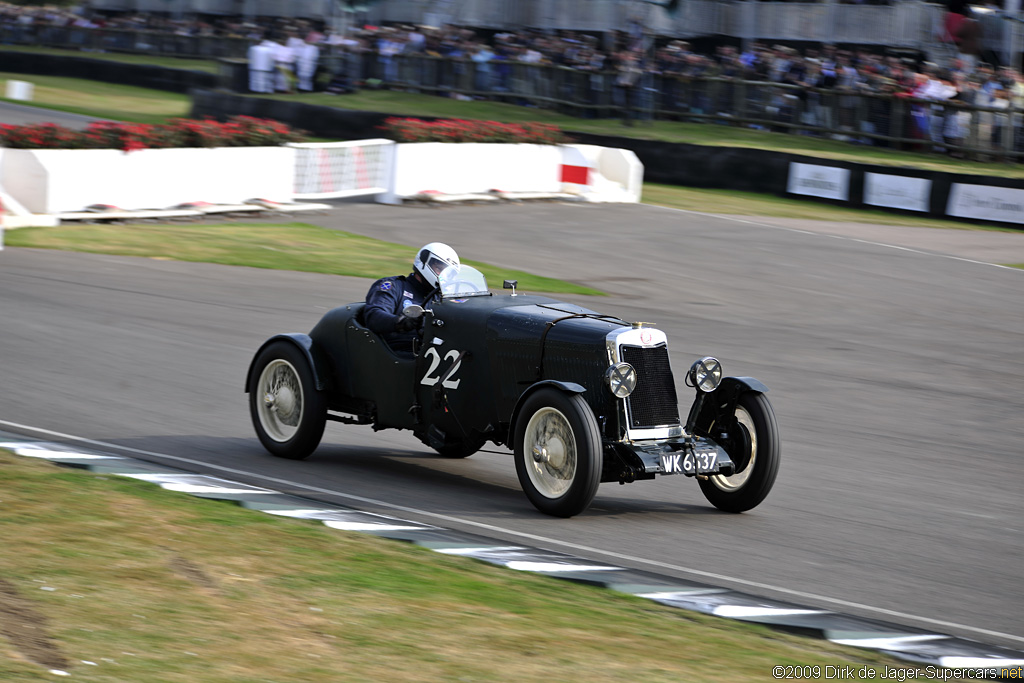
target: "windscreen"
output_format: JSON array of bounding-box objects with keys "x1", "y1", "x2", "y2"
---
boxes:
[{"x1": 437, "y1": 264, "x2": 490, "y2": 299}]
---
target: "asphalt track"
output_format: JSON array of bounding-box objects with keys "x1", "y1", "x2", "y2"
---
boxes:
[
  {"x1": 1, "y1": 202, "x2": 1022, "y2": 650},
  {"x1": 0, "y1": 100, "x2": 106, "y2": 129}
]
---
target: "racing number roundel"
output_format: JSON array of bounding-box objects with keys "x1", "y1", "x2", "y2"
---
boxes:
[{"x1": 420, "y1": 347, "x2": 463, "y2": 389}]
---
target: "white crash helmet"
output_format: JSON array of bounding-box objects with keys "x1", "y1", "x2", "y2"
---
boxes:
[{"x1": 413, "y1": 242, "x2": 460, "y2": 289}]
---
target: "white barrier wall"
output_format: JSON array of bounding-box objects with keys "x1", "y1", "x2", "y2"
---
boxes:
[
  {"x1": 1, "y1": 147, "x2": 294, "y2": 214},
  {"x1": 560, "y1": 144, "x2": 643, "y2": 203},
  {"x1": 0, "y1": 140, "x2": 640, "y2": 215},
  {"x1": 379, "y1": 142, "x2": 643, "y2": 204},
  {"x1": 380, "y1": 142, "x2": 564, "y2": 204}
]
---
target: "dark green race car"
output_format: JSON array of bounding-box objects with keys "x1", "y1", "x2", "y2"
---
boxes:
[{"x1": 246, "y1": 265, "x2": 779, "y2": 518}]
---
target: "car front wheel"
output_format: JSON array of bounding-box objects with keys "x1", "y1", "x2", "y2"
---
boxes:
[
  {"x1": 249, "y1": 341, "x2": 326, "y2": 460},
  {"x1": 514, "y1": 388, "x2": 602, "y2": 518},
  {"x1": 698, "y1": 391, "x2": 779, "y2": 512}
]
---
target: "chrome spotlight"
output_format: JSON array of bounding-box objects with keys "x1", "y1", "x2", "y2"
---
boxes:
[
  {"x1": 688, "y1": 357, "x2": 723, "y2": 393},
  {"x1": 605, "y1": 362, "x2": 638, "y2": 398}
]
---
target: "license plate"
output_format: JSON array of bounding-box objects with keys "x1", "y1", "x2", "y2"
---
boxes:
[{"x1": 661, "y1": 449, "x2": 719, "y2": 475}]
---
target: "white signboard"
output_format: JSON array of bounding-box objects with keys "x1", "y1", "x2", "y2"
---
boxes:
[
  {"x1": 947, "y1": 184, "x2": 1024, "y2": 225},
  {"x1": 787, "y1": 163, "x2": 850, "y2": 201},
  {"x1": 864, "y1": 173, "x2": 931, "y2": 212}
]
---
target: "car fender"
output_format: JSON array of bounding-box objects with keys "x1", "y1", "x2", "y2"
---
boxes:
[
  {"x1": 245, "y1": 334, "x2": 328, "y2": 393},
  {"x1": 506, "y1": 380, "x2": 587, "y2": 445},
  {"x1": 688, "y1": 376, "x2": 768, "y2": 437}
]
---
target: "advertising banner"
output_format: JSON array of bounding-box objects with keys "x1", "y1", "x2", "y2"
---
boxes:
[
  {"x1": 787, "y1": 163, "x2": 850, "y2": 201},
  {"x1": 947, "y1": 184, "x2": 1024, "y2": 224},
  {"x1": 864, "y1": 173, "x2": 931, "y2": 212}
]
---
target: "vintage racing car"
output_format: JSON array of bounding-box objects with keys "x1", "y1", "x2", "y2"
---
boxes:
[{"x1": 246, "y1": 265, "x2": 780, "y2": 517}]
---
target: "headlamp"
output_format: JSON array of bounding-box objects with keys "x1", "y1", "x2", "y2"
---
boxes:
[
  {"x1": 605, "y1": 362, "x2": 637, "y2": 398},
  {"x1": 688, "y1": 357, "x2": 723, "y2": 393}
]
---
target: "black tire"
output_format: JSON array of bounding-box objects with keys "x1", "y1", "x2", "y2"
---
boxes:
[
  {"x1": 248, "y1": 341, "x2": 326, "y2": 460},
  {"x1": 513, "y1": 388, "x2": 602, "y2": 518},
  {"x1": 698, "y1": 391, "x2": 780, "y2": 513},
  {"x1": 432, "y1": 436, "x2": 486, "y2": 459}
]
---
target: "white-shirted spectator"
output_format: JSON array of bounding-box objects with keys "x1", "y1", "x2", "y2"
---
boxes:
[
  {"x1": 296, "y1": 37, "x2": 320, "y2": 92},
  {"x1": 272, "y1": 36, "x2": 295, "y2": 92},
  {"x1": 248, "y1": 37, "x2": 276, "y2": 93}
]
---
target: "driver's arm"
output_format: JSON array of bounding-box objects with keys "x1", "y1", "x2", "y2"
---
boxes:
[{"x1": 364, "y1": 280, "x2": 404, "y2": 334}]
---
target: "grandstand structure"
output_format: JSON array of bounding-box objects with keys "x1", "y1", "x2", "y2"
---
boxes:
[{"x1": 83, "y1": 0, "x2": 1019, "y2": 67}]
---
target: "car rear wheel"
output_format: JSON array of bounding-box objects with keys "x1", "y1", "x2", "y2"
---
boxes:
[
  {"x1": 698, "y1": 391, "x2": 779, "y2": 512},
  {"x1": 514, "y1": 388, "x2": 602, "y2": 518},
  {"x1": 249, "y1": 341, "x2": 326, "y2": 460}
]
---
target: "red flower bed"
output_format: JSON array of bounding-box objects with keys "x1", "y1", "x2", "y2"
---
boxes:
[
  {"x1": 383, "y1": 117, "x2": 570, "y2": 144},
  {"x1": 0, "y1": 116, "x2": 306, "y2": 152}
]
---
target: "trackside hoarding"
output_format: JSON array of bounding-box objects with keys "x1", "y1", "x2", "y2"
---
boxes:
[
  {"x1": 787, "y1": 163, "x2": 850, "y2": 201},
  {"x1": 864, "y1": 173, "x2": 931, "y2": 212},
  {"x1": 947, "y1": 184, "x2": 1024, "y2": 225}
]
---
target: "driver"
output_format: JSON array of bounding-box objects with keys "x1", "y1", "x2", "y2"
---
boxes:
[{"x1": 364, "y1": 242, "x2": 460, "y2": 352}]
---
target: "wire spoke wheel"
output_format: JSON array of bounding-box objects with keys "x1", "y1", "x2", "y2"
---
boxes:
[
  {"x1": 256, "y1": 359, "x2": 305, "y2": 442},
  {"x1": 523, "y1": 407, "x2": 577, "y2": 498},
  {"x1": 247, "y1": 341, "x2": 326, "y2": 460},
  {"x1": 514, "y1": 388, "x2": 602, "y2": 517}
]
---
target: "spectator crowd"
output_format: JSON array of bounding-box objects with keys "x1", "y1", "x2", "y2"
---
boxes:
[{"x1": 3, "y1": 1, "x2": 1023, "y2": 155}]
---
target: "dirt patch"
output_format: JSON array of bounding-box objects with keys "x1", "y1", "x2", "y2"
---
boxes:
[
  {"x1": 167, "y1": 554, "x2": 219, "y2": 591},
  {"x1": 0, "y1": 577, "x2": 69, "y2": 671}
]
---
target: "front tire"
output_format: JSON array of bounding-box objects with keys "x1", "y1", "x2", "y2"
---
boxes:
[
  {"x1": 698, "y1": 391, "x2": 780, "y2": 512},
  {"x1": 248, "y1": 341, "x2": 326, "y2": 460},
  {"x1": 514, "y1": 389, "x2": 602, "y2": 517}
]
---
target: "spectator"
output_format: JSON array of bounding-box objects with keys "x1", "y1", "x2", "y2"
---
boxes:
[
  {"x1": 296, "y1": 34, "x2": 320, "y2": 92},
  {"x1": 247, "y1": 33, "x2": 276, "y2": 94}
]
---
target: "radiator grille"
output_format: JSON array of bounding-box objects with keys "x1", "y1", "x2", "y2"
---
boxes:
[{"x1": 620, "y1": 344, "x2": 680, "y2": 429}]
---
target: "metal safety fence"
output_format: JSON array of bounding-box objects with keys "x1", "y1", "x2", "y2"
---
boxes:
[
  {"x1": 0, "y1": 25, "x2": 250, "y2": 59},
  {"x1": 323, "y1": 52, "x2": 1024, "y2": 163}
]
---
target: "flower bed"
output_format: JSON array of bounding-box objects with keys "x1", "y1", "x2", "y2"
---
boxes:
[
  {"x1": 383, "y1": 117, "x2": 570, "y2": 145},
  {"x1": 0, "y1": 116, "x2": 305, "y2": 152}
]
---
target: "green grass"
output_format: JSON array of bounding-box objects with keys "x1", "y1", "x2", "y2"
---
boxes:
[
  {"x1": 1, "y1": 72, "x2": 191, "y2": 125},
  {"x1": 0, "y1": 449, "x2": 913, "y2": 682},
  {"x1": 3, "y1": 222, "x2": 604, "y2": 296}
]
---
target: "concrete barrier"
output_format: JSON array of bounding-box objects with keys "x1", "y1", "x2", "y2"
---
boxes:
[
  {"x1": 1, "y1": 147, "x2": 294, "y2": 214},
  {"x1": 379, "y1": 142, "x2": 642, "y2": 205},
  {"x1": 5, "y1": 80, "x2": 33, "y2": 101}
]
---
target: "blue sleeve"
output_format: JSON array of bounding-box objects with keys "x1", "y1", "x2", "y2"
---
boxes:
[{"x1": 364, "y1": 279, "x2": 402, "y2": 334}]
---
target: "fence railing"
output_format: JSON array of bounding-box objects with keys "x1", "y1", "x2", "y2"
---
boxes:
[
  {"x1": 326, "y1": 53, "x2": 1022, "y2": 162},
  {"x1": 0, "y1": 25, "x2": 250, "y2": 59}
]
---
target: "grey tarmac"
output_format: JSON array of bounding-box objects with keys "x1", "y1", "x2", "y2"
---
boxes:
[{"x1": 0, "y1": 202, "x2": 1021, "y2": 648}]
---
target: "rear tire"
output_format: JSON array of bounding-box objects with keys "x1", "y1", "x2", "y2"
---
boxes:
[
  {"x1": 514, "y1": 388, "x2": 602, "y2": 517},
  {"x1": 698, "y1": 391, "x2": 779, "y2": 512},
  {"x1": 248, "y1": 341, "x2": 326, "y2": 460}
]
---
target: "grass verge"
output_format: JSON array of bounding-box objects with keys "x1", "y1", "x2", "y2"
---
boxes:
[
  {"x1": 0, "y1": 449, "x2": 911, "y2": 682},
  {"x1": 2, "y1": 222, "x2": 604, "y2": 296},
  {"x1": 1, "y1": 71, "x2": 191, "y2": 125}
]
